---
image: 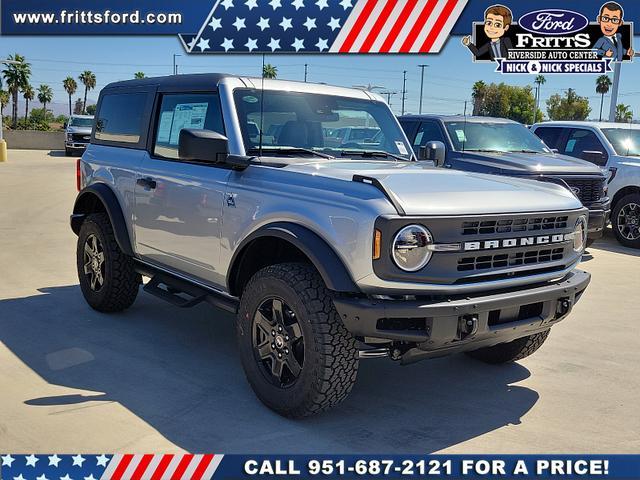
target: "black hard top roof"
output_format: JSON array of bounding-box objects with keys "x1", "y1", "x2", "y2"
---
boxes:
[{"x1": 103, "y1": 73, "x2": 232, "y2": 91}]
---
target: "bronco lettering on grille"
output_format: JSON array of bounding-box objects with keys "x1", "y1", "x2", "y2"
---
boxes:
[{"x1": 464, "y1": 234, "x2": 571, "y2": 251}]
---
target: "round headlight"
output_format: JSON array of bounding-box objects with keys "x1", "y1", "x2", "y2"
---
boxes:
[
  {"x1": 573, "y1": 216, "x2": 588, "y2": 252},
  {"x1": 392, "y1": 225, "x2": 433, "y2": 272}
]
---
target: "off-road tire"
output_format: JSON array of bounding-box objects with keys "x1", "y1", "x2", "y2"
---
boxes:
[
  {"x1": 237, "y1": 263, "x2": 359, "y2": 418},
  {"x1": 466, "y1": 330, "x2": 550, "y2": 364},
  {"x1": 76, "y1": 213, "x2": 140, "y2": 312},
  {"x1": 612, "y1": 193, "x2": 640, "y2": 249}
]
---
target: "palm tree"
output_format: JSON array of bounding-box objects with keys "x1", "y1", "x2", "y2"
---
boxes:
[
  {"x1": 595, "y1": 75, "x2": 613, "y2": 122},
  {"x1": 134, "y1": 72, "x2": 146, "y2": 79},
  {"x1": 78, "y1": 70, "x2": 97, "y2": 114},
  {"x1": 534, "y1": 75, "x2": 546, "y2": 124},
  {"x1": 615, "y1": 104, "x2": 633, "y2": 123},
  {"x1": 262, "y1": 64, "x2": 277, "y2": 79},
  {"x1": 37, "y1": 84, "x2": 53, "y2": 117},
  {"x1": 63, "y1": 76, "x2": 78, "y2": 117},
  {"x1": 2, "y1": 54, "x2": 31, "y2": 127},
  {"x1": 471, "y1": 80, "x2": 486, "y2": 116},
  {"x1": 0, "y1": 90, "x2": 9, "y2": 118},
  {"x1": 22, "y1": 84, "x2": 34, "y2": 120}
]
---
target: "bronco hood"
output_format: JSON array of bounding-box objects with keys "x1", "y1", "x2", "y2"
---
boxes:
[
  {"x1": 284, "y1": 160, "x2": 582, "y2": 215},
  {"x1": 458, "y1": 151, "x2": 603, "y2": 175}
]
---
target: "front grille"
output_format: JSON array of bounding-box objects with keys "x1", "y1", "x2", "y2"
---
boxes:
[
  {"x1": 462, "y1": 216, "x2": 568, "y2": 235},
  {"x1": 71, "y1": 133, "x2": 91, "y2": 142},
  {"x1": 560, "y1": 178, "x2": 605, "y2": 204},
  {"x1": 458, "y1": 247, "x2": 565, "y2": 272}
]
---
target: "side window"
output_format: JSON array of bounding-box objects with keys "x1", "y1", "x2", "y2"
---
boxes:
[
  {"x1": 95, "y1": 93, "x2": 148, "y2": 145},
  {"x1": 153, "y1": 93, "x2": 224, "y2": 159},
  {"x1": 534, "y1": 127, "x2": 564, "y2": 150},
  {"x1": 562, "y1": 129, "x2": 607, "y2": 165},
  {"x1": 414, "y1": 121, "x2": 446, "y2": 147}
]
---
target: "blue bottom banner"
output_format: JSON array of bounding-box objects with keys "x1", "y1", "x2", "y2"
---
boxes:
[{"x1": 2, "y1": 454, "x2": 640, "y2": 479}]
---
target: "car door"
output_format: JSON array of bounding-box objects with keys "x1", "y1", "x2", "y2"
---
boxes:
[
  {"x1": 134, "y1": 91, "x2": 231, "y2": 288},
  {"x1": 559, "y1": 128, "x2": 610, "y2": 167}
]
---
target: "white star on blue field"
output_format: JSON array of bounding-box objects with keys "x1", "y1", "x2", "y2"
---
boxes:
[{"x1": 189, "y1": 0, "x2": 353, "y2": 53}]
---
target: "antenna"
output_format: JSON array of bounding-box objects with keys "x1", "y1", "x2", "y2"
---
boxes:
[
  {"x1": 259, "y1": 53, "x2": 266, "y2": 157},
  {"x1": 462, "y1": 100, "x2": 468, "y2": 153}
]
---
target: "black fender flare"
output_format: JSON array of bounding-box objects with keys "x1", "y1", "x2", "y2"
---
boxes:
[
  {"x1": 228, "y1": 222, "x2": 360, "y2": 295},
  {"x1": 70, "y1": 183, "x2": 134, "y2": 256}
]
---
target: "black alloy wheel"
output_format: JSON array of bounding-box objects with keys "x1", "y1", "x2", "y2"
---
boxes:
[{"x1": 252, "y1": 297, "x2": 304, "y2": 388}]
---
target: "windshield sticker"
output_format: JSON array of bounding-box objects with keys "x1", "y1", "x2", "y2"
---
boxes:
[
  {"x1": 395, "y1": 141, "x2": 409, "y2": 155},
  {"x1": 455, "y1": 130, "x2": 467, "y2": 143}
]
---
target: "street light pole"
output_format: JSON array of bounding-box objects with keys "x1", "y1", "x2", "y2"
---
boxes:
[
  {"x1": 304, "y1": 63, "x2": 308, "y2": 82},
  {"x1": 418, "y1": 64, "x2": 429, "y2": 114},
  {"x1": 173, "y1": 54, "x2": 182, "y2": 75},
  {"x1": 401, "y1": 70, "x2": 407, "y2": 116}
]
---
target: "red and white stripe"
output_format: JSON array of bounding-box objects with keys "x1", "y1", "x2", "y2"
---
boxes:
[
  {"x1": 100, "y1": 454, "x2": 224, "y2": 480},
  {"x1": 330, "y1": 0, "x2": 468, "y2": 53}
]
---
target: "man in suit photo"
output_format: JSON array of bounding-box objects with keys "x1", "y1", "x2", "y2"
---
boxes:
[
  {"x1": 462, "y1": 5, "x2": 513, "y2": 61},
  {"x1": 593, "y1": 2, "x2": 634, "y2": 61}
]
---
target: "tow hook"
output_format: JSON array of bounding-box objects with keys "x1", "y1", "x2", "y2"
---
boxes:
[
  {"x1": 457, "y1": 314, "x2": 479, "y2": 341},
  {"x1": 556, "y1": 297, "x2": 572, "y2": 318}
]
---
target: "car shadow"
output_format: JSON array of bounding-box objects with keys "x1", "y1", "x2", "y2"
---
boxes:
[
  {"x1": 47, "y1": 150, "x2": 70, "y2": 158},
  {"x1": 0, "y1": 285, "x2": 539, "y2": 453},
  {"x1": 589, "y1": 228, "x2": 640, "y2": 257}
]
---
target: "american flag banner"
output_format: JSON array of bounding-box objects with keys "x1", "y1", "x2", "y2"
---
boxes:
[
  {"x1": 179, "y1": 0, "x2": 468, "y2": 54},
  {"x1": 0, "y1": 454, "x2": 224, "y2": 480}
]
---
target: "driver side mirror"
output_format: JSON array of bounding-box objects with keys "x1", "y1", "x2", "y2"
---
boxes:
[
  {"x1": 419, "y1": 141, "x2": 446, "y2": 167},
  {"x1": 580, "y1": 150, "x2": 608, "y2": 166},
  {"x1": 178, "y1": 129, "x2": 249, "y2": 170}
]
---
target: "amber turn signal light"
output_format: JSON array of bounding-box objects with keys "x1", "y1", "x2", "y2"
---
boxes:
[{"x1": 373, "y1": 229, "x2": 382, "y2": 260}]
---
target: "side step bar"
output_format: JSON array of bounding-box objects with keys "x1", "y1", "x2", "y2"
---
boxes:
[{"x1": 136, "y1": 262, "x2": 239, "y2": 313}]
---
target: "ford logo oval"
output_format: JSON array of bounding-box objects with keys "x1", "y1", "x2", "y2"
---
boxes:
[{"x1": 519, "y1": 9, "x2": 589, "y2": 36}]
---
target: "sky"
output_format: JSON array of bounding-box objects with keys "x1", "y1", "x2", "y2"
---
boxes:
[{"x1": 1, "y1": 34, "x2": 639, "y2": 119}]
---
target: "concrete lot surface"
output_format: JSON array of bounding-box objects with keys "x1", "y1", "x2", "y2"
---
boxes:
[{"x1": 1, "y1": 150, "x2": 639, "y2": 453}]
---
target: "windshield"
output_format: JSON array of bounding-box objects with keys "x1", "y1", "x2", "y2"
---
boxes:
[
  {"x1": 70, "y1": 117, "x2": 94, "y2": 127},
  {"x1": 234, "y1": 89, "x2": 412, "y2": 160},
  {"x1": 444, "y1": 121, "x2": 551, "y2": 154},
  {"x1": 602, "y1": 128, "x2": 640, "y2": 157}
]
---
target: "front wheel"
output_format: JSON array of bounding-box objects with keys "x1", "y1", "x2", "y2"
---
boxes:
[
  {"x1": 237, "y1": 263, "x2": 359, "y2": 418},
  {"x1": 465, "y1": 330, "x2": 550, "y2": 364},
  {"x1": 612, "y1": 193, "x2": 640, "y2": 249}
]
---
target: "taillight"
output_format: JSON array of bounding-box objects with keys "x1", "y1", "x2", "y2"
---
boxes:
[{"x1": 76, "y1": 158, "x2": 82, "y2": 191}]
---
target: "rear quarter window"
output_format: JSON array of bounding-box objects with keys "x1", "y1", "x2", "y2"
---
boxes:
[{"x1": 94, "y1": 92, "x2": 150, "y2": 146}]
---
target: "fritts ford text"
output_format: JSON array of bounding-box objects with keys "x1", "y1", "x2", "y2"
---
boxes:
[{"x1": 11, "y1": 10, "x2": 182, "y2": 25}]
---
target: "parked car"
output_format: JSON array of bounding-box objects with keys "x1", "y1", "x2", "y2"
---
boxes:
[
  {"x1": 70, "y1": 74, "x2": 590, "y2": 417},
  {"x1": 532, "y1": 121, "x2": 640, "y2": 248},
  {"x1": 399, "y1": 115, "x2": 610, "y2": 246},
  {"x1": 65, "y1": 114, "x2": 94, "y2": 156}
]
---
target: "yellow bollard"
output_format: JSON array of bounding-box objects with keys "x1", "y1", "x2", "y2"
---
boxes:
[{"x1": 0, "y1": 139, "x2": 7, "y2": 162}]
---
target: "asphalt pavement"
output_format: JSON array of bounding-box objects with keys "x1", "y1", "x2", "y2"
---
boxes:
[{"x1": 1, "y1": 150, "x2": 638, "y2": 453}]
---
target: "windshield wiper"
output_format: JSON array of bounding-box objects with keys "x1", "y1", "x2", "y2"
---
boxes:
[
  {"x1": 508, "y1": 149, "x2": 545, "y2": 154},
  {"x1": 340, "y1": 150, "x2": 408, "y2": 162},
  {"x1": 248, "y1": 146, "x2": 334, "y2": 159},
  {"x1": 463, "y1": 148, "x2": 505, "y2": 153}
]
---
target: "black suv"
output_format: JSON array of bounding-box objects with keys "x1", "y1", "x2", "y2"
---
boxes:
[{"x1": 399, "y1": 115, "x2": 610, "y2": 245}]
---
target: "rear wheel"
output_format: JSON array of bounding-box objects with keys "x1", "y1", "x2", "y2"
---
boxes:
[
  {"x1": 237, "y1": 263, "x2": 359, "y2": 418},
  {"x1": 612, "y1": 193, "x2": 640, "y2": 249},
  {"x1": 466, "y1": 330, "x2": 550, "y2": 364},
  {"x1": 76, "y1": 213, "x2": 141, "y2": 312}
]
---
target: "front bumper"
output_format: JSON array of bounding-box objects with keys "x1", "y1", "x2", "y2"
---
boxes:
[
  {"x1": 334, "y1": 269, "x2": 590, "y2": 363},
  {"x1": 66, "y1": 141, "x2": 88, "y2": 150},
  {"x1": 587, "y1": 199, "x2": 611, "y2": 240}
]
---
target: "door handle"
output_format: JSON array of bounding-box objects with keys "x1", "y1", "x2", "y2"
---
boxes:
[{"x1": 137, "y1": 177, "x2": 157, "y2": 189}]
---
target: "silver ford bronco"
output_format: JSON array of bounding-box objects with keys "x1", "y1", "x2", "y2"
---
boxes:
[{"x1": 71, "y1": 74, "x2": 591, "y2": 418}]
